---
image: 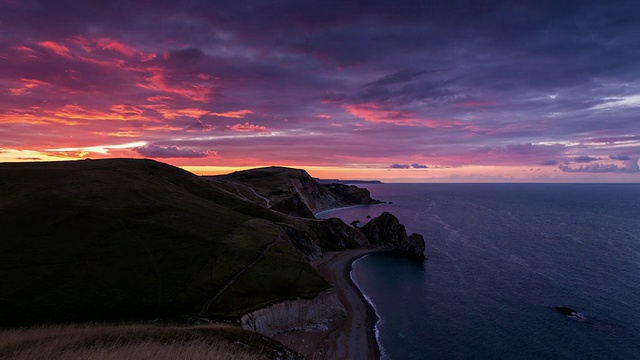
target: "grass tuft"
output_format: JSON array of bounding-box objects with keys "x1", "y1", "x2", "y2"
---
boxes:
[{"x1": 0, "y1": 323, "x2": 301, "y2": 360}]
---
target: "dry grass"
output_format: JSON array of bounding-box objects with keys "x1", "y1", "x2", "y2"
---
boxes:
[{"x1": 0, "y1": 323, "x2": 296, "y2": 360}]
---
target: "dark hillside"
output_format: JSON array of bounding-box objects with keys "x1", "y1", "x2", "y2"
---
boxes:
[{"x1": 0, "y1": 159, "x2": 328, "y2": 327}]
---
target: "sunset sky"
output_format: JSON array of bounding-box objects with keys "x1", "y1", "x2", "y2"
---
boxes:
[{"x1": 1, "y1": 1, "x2": 639, "y2": 182}]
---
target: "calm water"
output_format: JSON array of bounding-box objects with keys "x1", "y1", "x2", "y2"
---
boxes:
[{"x1": 318, "y1": 184, "x2": 640, "y2": 359}]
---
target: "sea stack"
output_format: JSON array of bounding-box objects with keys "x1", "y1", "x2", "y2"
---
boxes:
[{"x1": 360, "y1": 211, "x2": 426, "y2": 260}]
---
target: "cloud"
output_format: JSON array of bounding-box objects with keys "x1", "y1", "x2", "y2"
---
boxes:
[
  {"x1": 38, "y1": 41, "x2": 72, "y2": 58},
  {"x1": 210, "y1": 110, "x2": 254, "y2": 118},
  {"x1": 163, "y1": 48, "x2": 206, "y2": 64},
  {"x1": 3, "y1": 0, "x2": 640, "y2": 179},
  {"x1": 411, "y1": 163, "x2": 428, "y2": 168},
  {"x1": 227, "y1": 122, "x2": 268, "y2": 132},
  {"x1": 610, "y1": 154, "x2": 631, "y2": 161},
  {"x1": 365, "y1": 69, "x2": 427, "y2": 87},
  {"x1": 559, "y1": 160, "x2": 639, "y2": 173},
  {"x1": 185, "y1": 119, "x2": 215, "y2": 131},
  {"x1": 389, "y1": 164, "x2": 411, "y2": 169},
  {"x1": 573, "y1": 156, "x2": 597, "y2": 163},
  {"x1": 591, "y1": 94, "x2": 640, "y2": 110},
  {"x1": 135, "y1": 144, "x2": 214, "y2": 158}
]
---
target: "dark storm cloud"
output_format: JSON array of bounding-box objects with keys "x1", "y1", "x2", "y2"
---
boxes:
[{"x1": 411, "y1": 163, "x2": 428, "y2": 169}]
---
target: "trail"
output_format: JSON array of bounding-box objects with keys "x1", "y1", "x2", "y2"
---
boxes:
[
  {"x1": 249, "y1": 186, "x2": 271, "y2": 208},
  {"x1": 196, "y1": 240, "x2": 279, "y2": 317}
]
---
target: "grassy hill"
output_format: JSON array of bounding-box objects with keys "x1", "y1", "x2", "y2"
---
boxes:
[{"x1": 0, "y1": 159, "x2": 331, "y2": 327}]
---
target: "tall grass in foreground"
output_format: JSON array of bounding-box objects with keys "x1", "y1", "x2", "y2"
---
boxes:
[{"x1": 0, "y1": 323, "x2": 290, "y2": 360}]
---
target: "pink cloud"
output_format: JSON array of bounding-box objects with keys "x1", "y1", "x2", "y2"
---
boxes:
[
  {"x1": 344, "y1": 103, "x2": 463, "y2": 128},
  {"x1": 210, "y1": 109, "x2": 254, "y2": 118},
  {"x1": 38, "y1": 41, "x2": 72, "y2": 58},
  {"x1": 136, "y1": 72, "x2": 216, "y2": 102},
  {"x1": 227, "y1": 122, "x2": 269, "y2": 132}
]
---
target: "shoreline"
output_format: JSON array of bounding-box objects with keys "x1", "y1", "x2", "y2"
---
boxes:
[
  {"x1": 273, "y1": 249, "x2": 385, "y2": 359},
  {"x1": 314, "y1": 202, "x2": 388, "y2": 218}
]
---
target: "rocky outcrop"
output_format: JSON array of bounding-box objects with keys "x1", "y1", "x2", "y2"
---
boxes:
[
  {"x1": 240, "y1": 289, "x2": 346, "y2": 337},
  {"x1": 360, "y1": 211, "x2": 426, "y2": 260},
  {"x1": 555, "y1": 306, "x2": 584, "y2": 319},
  {"x1": 281, "y1": 218, "x2": 370, "y2": 260},
  {"x1": 322, "y1": 183, "x2": 383, "y2": 207},
  {"x1": 309, "y1": 218, "x2": 370, "y2": 250},
  {"x1": 271, "y1": 191, "x2": 315, "y2": 218},
  {"x1": 281, "y1": 224, "x2": 323, "y2": 260},
  {"x1": 213, "y1": 167, "x2": 383, "y2": 218}
]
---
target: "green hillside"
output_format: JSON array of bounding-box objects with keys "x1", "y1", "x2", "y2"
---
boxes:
[{"x1": 0, "y1": 159, "x2": 329, "y2": 327}]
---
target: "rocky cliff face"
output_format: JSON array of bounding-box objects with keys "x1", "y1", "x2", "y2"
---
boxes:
[
  {"x1": 240, "y1": 289, "x2": 346, "y2": 337},
  {"x1": 360, "y1": 211, "x2": 426, "y2": 260},
  {"x1": 323, "y1": 183, "x2": 382, "y2": 206},
  {"x1": 212, "y1": 167, "x2": 382, "y2": 218},
  {"x1": 281, "y1": 218, "x2": 370, "y2": 261},
  {"x1": 309, "y1": 218, "x2": 370, "y2": 250}
]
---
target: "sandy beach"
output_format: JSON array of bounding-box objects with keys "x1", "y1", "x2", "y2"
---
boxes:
[{"x1": 273, "y1": 249, "x2": 384, "y2": 360}]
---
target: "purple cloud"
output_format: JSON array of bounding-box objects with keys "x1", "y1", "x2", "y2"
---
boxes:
[
  {"x1": 135, "y1": 144, "x2": 214, "y2": 158},
  {"x1": 610, "y1": 154, "x2": 631, "y2": 161},
  {"x1": 3, "y1": 0, "x2": 640, "y2": 182},
  {"x1": 390, "y1": 164, "x2": 411, "y2": 169},
  {"x1": 573, "y1": 156, "x2": 598, "y2": 163},
  {"x1": 559, "y1": 161, "x2": 639, "y2": 173}
]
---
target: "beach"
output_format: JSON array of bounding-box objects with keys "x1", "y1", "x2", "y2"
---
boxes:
[{"x1": 273, "y1": 249, "x2": 383, "y2": 360}]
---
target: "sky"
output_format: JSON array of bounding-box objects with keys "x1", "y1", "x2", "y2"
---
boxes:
[{"x1": 1, "y1": 0, "x2": 639, "y2": 182}]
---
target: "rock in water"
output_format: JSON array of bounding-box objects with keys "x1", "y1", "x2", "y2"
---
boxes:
[
  {"x1": 360, "y1": 211, "x2": 426, "y2": 260},
  {"x1": 555, "y1": 306, "x2": 583, "y2": 319}
]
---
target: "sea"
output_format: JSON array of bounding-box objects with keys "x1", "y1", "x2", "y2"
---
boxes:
[{"x1": 317, "y1": 184, "x2": 640, "y2": 360}]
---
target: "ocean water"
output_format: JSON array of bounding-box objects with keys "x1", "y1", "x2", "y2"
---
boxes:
[{"x1": 318, "y1": 184, "x2": 640, "y2": 360}]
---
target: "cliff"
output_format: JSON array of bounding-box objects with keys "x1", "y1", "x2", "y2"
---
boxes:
[
  {"x1": 281, "y1": 218, "x2": 370, "y2": 261},
  {"x1": 360, "y1": 211, "x2": 426, "y2": 260},
  {"x1": 240, "y1": 289, "x2": 346, "y2": 336},
  {"x1": 209, "y1": 166, "x2": 382, "y2": 218}
]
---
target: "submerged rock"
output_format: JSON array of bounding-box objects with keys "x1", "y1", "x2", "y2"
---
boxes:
[
  {"x1": 555, "y1": 306, "x2": 583, "y2": 319},
  {"x1": 360, "y1": 211, "x2": 426, "y2": 260}
]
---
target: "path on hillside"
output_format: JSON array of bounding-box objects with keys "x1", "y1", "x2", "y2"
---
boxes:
[
  {"x1": 249, "y1": 186, "x2": 271, "y2": 208},
  {"x1": 196, "y1": 240, "x2": 279, "y2": 317}
]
